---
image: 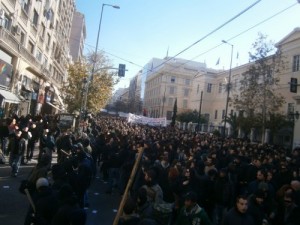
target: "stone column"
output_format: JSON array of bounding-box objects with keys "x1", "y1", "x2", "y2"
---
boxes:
[
  {"x1": 238, "y1": 128, "x2": 244, "y2": 139},
  {"x1": 182, "y1": 122, "x2": 186, "y2": 131},
  {"x1": 264, "y1": 129, "x2": 271, "y2": 144}
]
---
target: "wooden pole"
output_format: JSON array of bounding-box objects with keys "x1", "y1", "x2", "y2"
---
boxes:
[
  {"x1": 112, "y1": 147, "x2": 144, "y2": 225},
  {"x1": 25, "y1": 188, "x2": 36, "y2": 213}
]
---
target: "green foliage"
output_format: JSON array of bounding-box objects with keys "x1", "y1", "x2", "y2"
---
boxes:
[
  {"x1": 62, "y1": 51, "x2": 117, "y2": 114},
  {"x1": 212, "y1": 129, "x2": 221, "y2": 137},
  {"x1": 233, "y1": 33, "x2": 286, "y2": 140},
  {"x1": 233, "y1": 33, "x2": 285, "y2": 116},
  {"x1": 266, "y1": 113, "x2": 291, "y2": 134},
  {"x1": 176, "y1": 110, "x2": 207, "y2": 123},
  {"x1": 223, "y1": 113, "x2": 239, "y2": 138}
]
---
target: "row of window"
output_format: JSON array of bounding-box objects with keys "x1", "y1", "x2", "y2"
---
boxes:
[
  {"x1": 147, "y1": 76, "x2": 191, "y2": 89},
  {"x1": 145, "y1": 98, "x2": 188, "y2": 108},
  {"x1": 169, "y1": 76, "x2": 191, "y2": 85}
]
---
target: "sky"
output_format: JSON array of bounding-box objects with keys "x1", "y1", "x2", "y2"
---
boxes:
[{"x1": 75, "y1": 0, "x2": 300, "y2": 91}]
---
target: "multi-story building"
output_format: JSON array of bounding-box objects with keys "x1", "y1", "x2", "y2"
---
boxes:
[
  {"x1": 69, "y1": 11, "x2": 85, "y2": 62},
  {"x1": 128, "y1": 71, "x2": 142, "y2": 114},
  {"x1": 0, "y1": 0, "x2": 76, "y2": 117},
  {"x1": 142, "y1": 28, "x2": 300, "y2": 147},
  {"x1": 189, "y1": 27, "x2": 300, "y2": 145},
  {"x1": 144, "y1": 57, "x2": 209, "y2": 119},
  {"x1": 110, "y1": 87, "x2": 128, "y2": 104}
]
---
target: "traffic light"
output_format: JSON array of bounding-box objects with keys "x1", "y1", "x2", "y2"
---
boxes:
[
  {"x1": 290, "y1": 78, "x2": 298, "y2": 93},
  {"x1": 118, "y1": 64, "x2": 126, "y2": 77}
]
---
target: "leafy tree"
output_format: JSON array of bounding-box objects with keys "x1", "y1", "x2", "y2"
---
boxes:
[
  {"x1": 114, "y1": 100, "x2": 129, "y2": 113},
  {"x1": 266, "y1": 113, "x2": 291, "y2": 144},
  {"x1": 177, "y1": 110, "x2": 207, "y2": 124},
  {"x1": 223, "y1": 113, "x2": 239, "y2": 138},
  {"x1": 233, "y1": 33, "x2": 285, "y2": 142},
  {"x1": 62, "y1": 51, "x2": 117, "y2": 113},
  {"x1": 62, "y1": 62, "x2": 88, "y2": 113},
  {"x1": 171, "y1": 98, "x2": 177, "y2": 127}
]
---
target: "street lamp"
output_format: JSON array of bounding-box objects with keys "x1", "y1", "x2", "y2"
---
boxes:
[
  {"x1": 82, "y1": 3, "x2": 120, "y2": 118},
  {"x1": 222, "y1": 40, "x2": 234, "y2": 138}
]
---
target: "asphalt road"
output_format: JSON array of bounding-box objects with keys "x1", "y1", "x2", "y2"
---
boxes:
[{"x1": 0, "y1": 154, "x2": 121, "y2": 225}]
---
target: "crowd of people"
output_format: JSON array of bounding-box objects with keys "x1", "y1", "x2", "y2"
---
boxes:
[{"x1": 1, "y1": 114, "x2": 300, "y2": 225}]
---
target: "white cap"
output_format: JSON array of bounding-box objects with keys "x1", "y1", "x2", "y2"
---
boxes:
[{"x1": 36, "y1": 178, "x2": 49, "y2": 189}]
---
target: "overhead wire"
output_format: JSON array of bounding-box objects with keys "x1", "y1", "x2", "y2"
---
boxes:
[
  {"x1": 153, "y1": 2, "x2": 298, "y2": 79},
  {"x1": 150, "y1": 0, "x2": 262, "y2": 72},
  {"x1": 67, "y1": 1, "x2": 297, "y2": 87}
]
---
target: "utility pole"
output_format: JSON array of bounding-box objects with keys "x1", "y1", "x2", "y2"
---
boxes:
[
  {"x1": 161, "y1": 83, "x2": 167, "y2": 117},
  {"x1": 197, "y1": 91, "x2": 203, "y2": 132},
  {"x1": 222, "y1": 40, "x2": 234, "y2": 138}
]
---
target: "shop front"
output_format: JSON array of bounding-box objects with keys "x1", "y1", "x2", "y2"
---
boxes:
[{"x1": 0, "y1": 55, "x2": 20, "y2": 117}]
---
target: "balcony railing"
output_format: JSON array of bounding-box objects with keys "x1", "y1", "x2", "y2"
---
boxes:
[
  {"x1": 20, "y1": 9, "x2": 29, "y2": 26},
  {"x1": 8, "y1": 0, "x2": 16, "y2": 7},
  {"x1": 0, "y1": 28, "x2": 52, "y2": 80}
]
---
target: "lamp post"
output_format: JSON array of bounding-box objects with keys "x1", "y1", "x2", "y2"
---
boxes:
[
  {"x1": 82, "y1": 3, "x2": 120, "y2": 118},
  {"x1": 222, "y1": 40, "x2": 234, "y2": 138},
  {"x1": 197, "y1": 90, "x2": 203, "y2": 132}
]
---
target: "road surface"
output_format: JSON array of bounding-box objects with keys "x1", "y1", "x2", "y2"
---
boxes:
[{"x1": 0, "y1": 154, "x2": 121, "y2": 225}]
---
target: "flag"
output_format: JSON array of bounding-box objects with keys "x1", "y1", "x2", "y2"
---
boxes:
[
  {"x1": 216, "y1": 57, "x2": 220, "y2": 66},
  {"x1": 236, "y1": 51, "x2": 239, "y2": 59}
]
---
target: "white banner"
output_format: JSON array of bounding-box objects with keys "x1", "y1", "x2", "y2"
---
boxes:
[
  {"x1": 127, "y1": 113, "x2": 167, "y2": 127},
  {"x1": 118, "y1": 112, "x2": 129, "y2": 118}
]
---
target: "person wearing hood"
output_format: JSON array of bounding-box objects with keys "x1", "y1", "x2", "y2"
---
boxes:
[
  {"x1": 51, "y1": 184, "x2": 86, "y2": 225},
  {"x1": 24, "y1": 178, "x2": 59, "y2": 225},
  {"x1": 176, "y1": 191, "x2": 212, "y2": 225},
  {"x1": 136, "y1": 187, "x2": 153, "y2": 220},
  {"x1": 142, "y1": 169, "x2": 163, "y2": 204}
]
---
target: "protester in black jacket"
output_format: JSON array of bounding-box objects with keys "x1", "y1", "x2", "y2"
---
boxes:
[
  {"x1": 223, "y1": 196, "x2": 255, "y2": 225},
  {"x1": 27, "y1": 123, "x2": 39, "y2": 161},
  {"x1": 51, "y1": 184, "x2": 86, "y2": 225},
  {"x1": 8, "y1": 130, "x2": 26, "y2": 177}
]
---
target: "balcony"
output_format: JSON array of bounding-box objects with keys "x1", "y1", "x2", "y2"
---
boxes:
[
  {"x1": 20, "y1": 9, "x2": 29, "y2": 26},
  {"x1": 0, "y1": 28, "x2": 51, "y2": 79},
  {"x1": 8, "y1": 0, "x2": 16, "y2": 7},
  {"x1": 30, "y1": 25, "x2": 38, "y2": 37}
]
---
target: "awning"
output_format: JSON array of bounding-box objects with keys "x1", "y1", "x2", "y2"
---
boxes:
[
  {"x1": 52, "y1": 85, "x2": 64, "y2": 108},
  {"x1": 0, "y1": 89, "x2": 20, "y2": 104},
  {"x1": 47, "y1": 102, "x2": 63, "y2": 111}
]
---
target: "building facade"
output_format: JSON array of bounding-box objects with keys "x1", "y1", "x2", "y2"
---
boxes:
[
  {"x1": 0, "y1": 0, "x2": 76, "y2": 117},
  {"x1": 69, "y1": 11, "x2": 85, "y2": 62},
  {"x1": 142, "y1": 28, "x2": 300, "y2": 147},
  {"x1": 128, "y1": 71, "x2": 142, "y2": 114},
  {"x1": 189, "y1": 27, "x2": 300, "y2": 145},
  {"x1": 144, "y1": 58, "x2": 208, "y2": 119}
]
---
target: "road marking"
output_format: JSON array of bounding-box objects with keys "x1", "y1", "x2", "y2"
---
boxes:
[
  {"x1": 0, "y1": 165, "x2": 35, "y2": 169},
  {"x1": 92, "y1": 210, "x2": 98, "y2": 214},
  {"x1": 3, "y1": 186, "x2": 10, "y2": 189},
  {"x1": 113, "y1": 209, "x2": 118, "y2": 213}
]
